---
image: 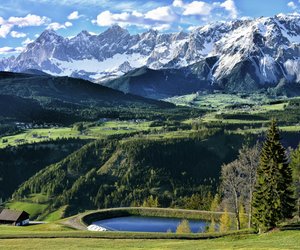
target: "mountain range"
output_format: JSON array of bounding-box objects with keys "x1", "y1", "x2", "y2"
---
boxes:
[{"x1": 1, "y1": 13, "x2": 300, "y2": 98}]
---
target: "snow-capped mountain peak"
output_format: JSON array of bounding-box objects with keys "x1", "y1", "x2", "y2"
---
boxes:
[
  {"x1": 1, "y1": 14, "x2": 300, "y2": 93},
  {"x1": 36, "y1": 29, "x2": 64, "y2": 44}
]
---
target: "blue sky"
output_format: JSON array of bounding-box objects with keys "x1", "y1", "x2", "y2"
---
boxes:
[{"x1": 0, "y1": 0, "x2": 299, "y2": 57}]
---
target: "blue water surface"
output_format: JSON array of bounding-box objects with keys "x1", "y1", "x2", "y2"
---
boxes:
[{"x1": 92, "y1": 216, "x2": 209, "y2": 233}]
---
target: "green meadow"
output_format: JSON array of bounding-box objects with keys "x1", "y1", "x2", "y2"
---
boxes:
[{"x1": 0, "y1": 223, "x2": 299, "y2": 250}]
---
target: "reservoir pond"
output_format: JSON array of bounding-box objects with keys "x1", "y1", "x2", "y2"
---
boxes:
[{"x1": 91, "y1": 216, "x2": 209, "y2": 233}]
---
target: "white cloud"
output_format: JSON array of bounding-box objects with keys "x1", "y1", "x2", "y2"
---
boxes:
[
  {"x1": 132, "y1": 11, "x2": 143, "y2": 18},
  {"x1": 145, "y1": 6, "x2": 177, "y2": 22},
  {"x1": 47, "y1": 22, "x2": 66, "y2": 30},
  {"x1": 182, "y1": 1, "x2": 213, "y2": 16},
  {"x1": 0, "y1": 46, "x2": 24, "y2": 54},
  {"x1": 0, "y1": 24, "x2": 14, "y2": 38},
  {"x1": 0, "y1": 14, "x2": 49, "y2": 38},
  {"x1": 94, "y1": 8, "x2": 176, "y2": 30},
  {"x1": 153, "y1": 23, "x2": 171, "y2": 31},
  {"x1": 93, "y1": 0, "x2": 240, "y2": 31},
  {"x1": 187, "y1": 25, "x2": 197, "y2": 31},
  {"x1": 65, "y1": 21, "x2": 73, "y2": 27},
  {"x1": 46, "y1": 21, "x2": 73, "y2": 30},
  {"x1": 173, "y1": 0, "x2": 239, "y2": 19},
  {"x1": 8, "y1": 14, "x2": 49, "y2": 27},
  {"x1": 220, "y1": 0, "x2": 238, "y2": 18},
  {"x1": 95, "y1": 10, "x2": 131, "y2": 26},
  {"x1": 287, "y1": 1, "x2": 297, "y2": 10},
  {"x1": 10, "y1": 30, "x2": 27, "y2": 38},
  {"x1": 22, "y1": 38, "x2": 34, "y2": 46},
  {"x1": 0, "y1": 46, "x2": 14, "y2": 53},
  {"x1": 67, "y1": 11, "x2": 82, "y2": 20},
  {"x1": 88, "y1": 31, "x2": 97, "y2": 35},
  {"x1": 173, "y1": 0, "x2": 184, "y2": 8}
]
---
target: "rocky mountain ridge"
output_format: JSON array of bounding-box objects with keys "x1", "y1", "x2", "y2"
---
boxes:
[{"x1": 1, "y1": 13, "x2": 300, "y2": 97}]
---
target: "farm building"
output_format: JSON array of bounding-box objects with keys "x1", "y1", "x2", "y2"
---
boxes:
[{"x1": 0, "y1": 209, "x2": 29, "y2": 226}]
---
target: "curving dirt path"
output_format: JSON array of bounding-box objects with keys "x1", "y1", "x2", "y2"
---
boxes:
[{"x1": 61, "y1": 214, "x2": 87, "y2": 230}]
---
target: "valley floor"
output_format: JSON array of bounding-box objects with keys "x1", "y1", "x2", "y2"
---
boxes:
[{"x1": 0, "y1": 230, "x2": 299, "y2": 250}]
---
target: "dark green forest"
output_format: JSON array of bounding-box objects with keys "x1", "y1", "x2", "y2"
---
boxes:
[{"x1": 10, "y1": 131, "x2": 248, "y2": 217}]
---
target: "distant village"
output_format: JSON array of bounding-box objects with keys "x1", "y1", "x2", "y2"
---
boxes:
[
  {"x1": 5, "y1": 122, "x2": 59, "y2": 145},
  {"x1": 2, "y1": 119, "x2": 148, "y2": 146},
  {"x1": 15, "y1": 122, "x2": 59, "y2": 130}
]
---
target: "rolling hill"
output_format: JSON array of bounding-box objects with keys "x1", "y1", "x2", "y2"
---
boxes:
[{"x1": 0, "y1": 71, "x2": 174, "y2": 123}]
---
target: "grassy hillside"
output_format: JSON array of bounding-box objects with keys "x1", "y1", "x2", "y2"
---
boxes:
[
  {"x1": 0, "y1": 120, "x2": 152, "y2": 148},
  {"x1": 0, "y1": 71, "x2": 203, "y2": 124},
  {"x1": 0, "y1": 221, "x2": 299, "y2": 250},
  {"x1": 0, "y1": 71, "x2": 168, "y2": 108}
]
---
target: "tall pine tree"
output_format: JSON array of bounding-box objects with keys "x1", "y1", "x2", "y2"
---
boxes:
[
  {"x1": 289, "y1": 145, "x2": 300, "y2": 218},
  {"x1": 252, "y1": 119, "x2": 295, "y2": 232}
]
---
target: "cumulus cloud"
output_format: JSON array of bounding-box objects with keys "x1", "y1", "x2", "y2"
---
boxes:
[
  {"x1": 220, "y1": 0, "x2": 238, "y2": 18},
  {"x1": 0, "y1": 14, "x2": 49, "y2": 38},
  {"x1": 145, "y1": 6, "x2": 177, "y2": 22},
  {"x1": 93, "y1": 0, "x2": 239, "y2": 31},
  {"x1": 22, "y1": 37, "x2": 34, "y2": 46},
  {"x1": 47, "y1": 22, "x2": 66, "y2": 30},
  {"x1": 8, "y1": 14, "x2": 50, "y2": 27},
  {"x1": 67, "y1": 11, "x2": 82, "y2": 20},
  {"x1": 187, "y1": 25, "x2": 198, "y2": 31},
  {"x1": 182, "y1": 1, "x2": 213, "y2": 16},
  {"x1": 94, "y1": 8, "x2": 176, "y2": 30},
  {"x1": 94, "y1": 11, "x2": 132, "y2": 27},
  {"x1": 0, "y1": 24, "x2": 14, "y2": 38},
  {"x1": 88, "y1": 31, "x2": 97, "y2": 35},
  {"x1": 287, "y1": 1, "x2": 297, "y2": 10},
  {"x1": 47, "y1": 21, "x2": 73, "y2": 30},
  {"x1": 0, "y1": 46, "x2": 24, "y2": 54},
  {"x1": 177, "y1": 0, "x2": 237, "y2": 18},
  {"x1": 10, "y1": 30, "x2": 27, "y2": 38},
  {"x1": 65, "y1": 21, "x2": 73, "y2": 27},
  {"x1": 173, "y1": 0, "x2": 184, "y2": 8},
  {"x1": 153, "y1": 23, "x2": 171, "y2": 31}
]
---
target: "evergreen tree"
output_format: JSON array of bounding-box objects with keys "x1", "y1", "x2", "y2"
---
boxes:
[
  {"x1": 208, "y1": 193, "x2": 219, "y2": 233},
  {"x1": 239, "y1": 204, "x2": 248, "y2": 229},
  {"x1": 210, "y1": 193, "x2": 220, "y2": 212},
  {"x1": 208, "y1": 218, "x2": 216, "y2": 233},
  {"x1": 142, "y1": 195, "x2": 159, "y2": 207},
  {"x1": 289, "y1": 144, "x2": 300, "y2": 218},
  {"x1": 176, "y1": 219, "x2": 191, "y2": 233},
  {"x1": 220, "y1": 207, "x2": 231, "y2": 232},
  {"x1": 252, "y1": 119, "x2": 295, "y2": 232}
]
